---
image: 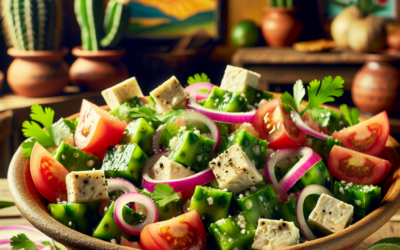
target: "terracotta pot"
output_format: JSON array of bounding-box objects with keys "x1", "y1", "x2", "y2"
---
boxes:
[
  {"x1": 352, "y1": 53, "x2": 400, "y2": 114},
  {"x1": 70, "y1": 46, "x2": 129, "y2": 91},
  {"x1": 261, "y1": 7, "x2": 302, "y2": 47},
  {"x1": 7, "y1": 96, "x2": 400, "y2": 250},
  {"x1": 0, "y1": 70, "x2": 3, "y2": 92},
  {"x1": 7, "y1": 48, "x2": 69, "y2": 97}
]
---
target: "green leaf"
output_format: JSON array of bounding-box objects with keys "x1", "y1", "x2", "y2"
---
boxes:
[
  {"x1": 310, "y1": 107, "x2": 332, "y2": 128},
  {"x1": 0, "y1": 201, "x2": 15, "y2": 209},
  {"x1": 280, "y1": 79, "x2": 305, "y2": 113},
  {"x1": 21, "y1": 138, "x2": 38, "y2": 158},
  {"x1": 52, "y1": 118, "x2": 71, "y2": 146},
  {"x1": 302, "y1": 76, "x2": 344, "y2": 116},
  {"x1": 197, "y1": 89, "x2": 210, "y2": 94},
  {"x1": 63, "y1": 118, "x2": 79, "y2": 131},
  {"x1": 152, "y1": 184, "x2": 180, "y2": 208},
  {"x1": 128, "y1": 107, "x2": 186, "y2": 128},
  {"x1": 187, "y1": 73, "x2": 211, "y2": 85},
  {"x1": 11, "y1": 234, "x2": 37, "y2": 250},
  {"x1": 340, "y1": 104, "x2": 359, "y2": 127}
]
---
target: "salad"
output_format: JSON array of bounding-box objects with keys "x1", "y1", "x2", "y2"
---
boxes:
[{"x1": 20, "y1": 65, "x2": 392, "y2": 250}]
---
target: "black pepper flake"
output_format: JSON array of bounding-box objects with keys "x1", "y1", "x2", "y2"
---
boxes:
[
  {"x1": 329, "y1": 212, "x2": 332, "y2": 215},
  {"x1": 218, "y1": 162, "x2": 221, "y2": 167},
  {"x1": 282, "y1": 223, "x2": 286, "y2": 227},
  {"x1": 83, "y1": 179, "x2": 89, "y2": 184},
  {"x1": 75, "y1": 175, "x2": 79, "y2": 179},
  {"x1": 323, "y1": 210, "x2": 326, "y2": 213}
]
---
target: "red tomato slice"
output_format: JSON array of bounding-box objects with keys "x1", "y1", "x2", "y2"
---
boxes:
[
  {"x1": 75, "y1": 99, "x2": 127, "y2": 154},
  {"x1": 253, "y1": 99, "x2": 306, "y2": 149},
  {"x1": 328, "y1": 145, "x2": 392, "y2": 185},
  {"x1": 332, "y1": 111, "x2": 389, "y2": 156},
  {"x1": 140, "y1": 210, "x2": 206, "y2": 250},
  {"x1": 30, "y1": 142, "x2": 70, "y2": 203}
]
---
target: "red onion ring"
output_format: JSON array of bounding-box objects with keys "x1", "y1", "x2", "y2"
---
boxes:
[
  {"x1": 187, "y1": 95, "x2": 256, "y2": 124},
  {"x1": 114, "y1": 193, "x2": 158, "y2": 235},
  {"x1": 296, "y1": 184, "x2": 333, "y2": 240},
  {"x1": 265, "y1": 147, "x2": 321, "y2": 203},
  {"x1": 185, "y1": 82, "x2": 215, "y2": 101},
  {"x1": 142, "y1": 153, "x2": 216, "y2": 193},
  {"x1": 106, "y1": 178, "x2": 138, "y2": 194},
  {"x1": 291, "y1": 111, "x2": 332, "y2": 140}
]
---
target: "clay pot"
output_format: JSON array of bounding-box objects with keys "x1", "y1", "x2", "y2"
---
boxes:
[
  {"x1": 7, "y1": 48, "x2": 69, "y2": 97},
  {"x1": 261, "y1": 7, "x2": 302, "y2": 47},
  {"x1": 352, "y1": 53, "x2": 400, "y2": 114},
  {"x1": 69, "y1": 46, "x2": 128, "y2": 91},
  {"x1": 0, "y1": 70, "x2": 3, "y2": 92}
]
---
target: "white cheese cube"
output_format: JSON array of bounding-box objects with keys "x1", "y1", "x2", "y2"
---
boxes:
[
  {"x1": 220, "y1": 65, "x2": 260, "y2": 93},
  {"x1": 66, "y1": 170, "x2": 109, "y2": 203},
  {"x1": 209, "y1": 145, "x2": 263, "y2": 193},
  {"x1": 252, "y1": 219, "x2": 300, "y2": 250},
  {"x1": 150, "y1": 76, "x2": 187, "y2": 114},
  {"x1": 149, "y1": 156, "x2": 195, "y2": 180},
  {"x1": 101, "y1": 77, "x2": 144, "y2": 111},
  {"x1": 308, "y1": 193, "x2": 354, "y2": 235}
]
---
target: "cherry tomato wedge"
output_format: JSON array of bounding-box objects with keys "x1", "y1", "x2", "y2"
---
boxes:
[
  {"x1": 30, "y1": 142, "x2": 70, "y2": 203},
  {"x1": 253, "y1": 99, "x2": 306, "y2": 149},
  {"x1": 140, "y1": 210, "x2": 206, "y2": 250},
  {"x1": 332, "y1": 111, "x2": 389, "y2": 156},
  {"x1": 328, "y1": 145, "x2": 392, "y2": 185},
  {"x1": 75, "y1": 99, "x2": 127, "y2": 154}
]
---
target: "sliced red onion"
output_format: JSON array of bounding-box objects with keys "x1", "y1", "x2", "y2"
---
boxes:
[
  {"x1": 265, "y1": 147, "x2": 322, "y2": 203},
  {"x1": 142, "y1": 153, "x2": 216, "y2": 193},
  {"x1": 187, "y1": 95, "x2": 256, "y2": 124},
  {"x1": 0, "y1": 226, "x2": 49, "y2": 250},
  {"x1": 185, "y1": 82, "x2": 215, "y2": 101},
  {"x1": 291, "y1": 111, "x2": 332, "y2": 140},
  {"x1": 296, "y1": 184, "x2": 333, "y2": 240},
  {"x1": 106, "y1": 178, "x2": 138, "y2": 194},
  {"x1": 153, "y1": 124, "x2": 166, "y2": 154},
  {"x1": 114, "y1": 193, "x2": 158, "y2": 235}
]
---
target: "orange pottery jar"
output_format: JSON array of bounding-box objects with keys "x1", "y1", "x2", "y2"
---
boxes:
[
  {"x1": 261, "y1": 7, "x2": 302, "y2": 47},
  {"x1": 69, "y1": 46, "x2": 129, "y2": 91},
  {"x1": 7, "y1": 48, "x2": 69, "y2": 97}
]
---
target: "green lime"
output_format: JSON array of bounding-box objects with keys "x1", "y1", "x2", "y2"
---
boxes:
[
  {"x1": 231, "y1": 21, "x2": 259, "y2": 47},
  {"x1": 367, "y1": 238, "x2": 400, "y2": 250}
]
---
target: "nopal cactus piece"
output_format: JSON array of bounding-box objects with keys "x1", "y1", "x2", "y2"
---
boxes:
[
  {"x1": 100, "y1": 0, "x2": 129, "y2": 49},
  {"x1": 74, "y1": 0, "x2": 105, "y2": 51},
  {"x1": 2, "y1": 0, "x2": 63, "y2": 51}
]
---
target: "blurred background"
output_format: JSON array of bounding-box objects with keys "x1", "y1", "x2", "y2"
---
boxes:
[{"x1": 0, "y1": 0, "x2": 400, "y2": 177}]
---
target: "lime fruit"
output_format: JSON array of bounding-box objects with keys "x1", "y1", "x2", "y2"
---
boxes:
[
  {"x1": 231, "y1": 21, "x2": 259, "y2": 47},
  {"x1": 367, "y1": 238, "x2": 400, "y2": 250}
]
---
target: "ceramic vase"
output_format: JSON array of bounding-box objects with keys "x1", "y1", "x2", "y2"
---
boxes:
[
  {"x1": 69, "y1": 46, "x2": 129, "y2": 91},
  {"x1": 352, "y1": 53, "x2": 400, "y2": 114},
  {"x1": 7, "y1": 48, "x2": 69, "y2": 97},
  {"x1": 261, "y1": 7, "x2": 302, "y2": 47}
]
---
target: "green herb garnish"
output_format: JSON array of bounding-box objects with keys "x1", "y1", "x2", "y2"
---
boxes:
[
  {"x1": 340, "y1": 104, "x2": 360, "y2": 127},
  {"x1": 187, "y1": 73, "x2": 210, "y2": 85},
  {"x1": 152, "y1": 184, "x2": 180, "y2": 208},
  {"x1": 0, "y1": 201, "x2": 15, "y2": 209}
]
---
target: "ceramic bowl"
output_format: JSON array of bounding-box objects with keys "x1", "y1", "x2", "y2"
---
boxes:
[{"x1": 7, "y1": 98, "x2": 400, "y2": 250}]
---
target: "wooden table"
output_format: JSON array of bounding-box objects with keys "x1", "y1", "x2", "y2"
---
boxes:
[{"x1": 0, "y1": 178, "x2": 399, "y2": 249}]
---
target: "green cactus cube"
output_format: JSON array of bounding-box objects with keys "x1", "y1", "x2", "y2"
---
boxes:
[
  {"x1": 244, "y1": 86, "x2": 274, "y2": 107},
  {"x1": 209, "y1": 212, "x2": 256, "y2": 250},
  {"x1": 101, "y1": 144, "x2": 149, "y2": 185},
  {"x1": 53, "y1": 141, "x2": 98, "y2": 172},
  {"x1": 189, "y1": 186, "x2": 232, "y2": 225},
  {"x1": 168, "y1": 131, "x2": 215, "y2": 172},
  {"x1": 203, "y1": 87, "x2": 248, "y2": 112},
  {"x1": 120, "y1": 118, "x2": 155, "y2": 155},
  {"x1": 50, "y1": 202, "x2": 101, "y2": 235},
  {"x1": 218, "y1": 129, "x2": 268, "y2": 168}
]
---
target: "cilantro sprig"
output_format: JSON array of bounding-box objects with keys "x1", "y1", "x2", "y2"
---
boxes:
[
  {"x1": 11, "y1": 234, "x2": 61, "y2": 250},
  {"x1": 152, "y1": 184, "x2": 181, "y2": 208},
  {"x1": 21, "y1": 104, "x2": 71, "y2": 157},
  {"x1": 187, "y1": 73, "x2": 211, "y2": 85},
  {"x1": 128, "y1": 107, "x2": 186, "y2": 128},
  {"x1": 340, "y1": 104, "x2": 359, "y2": 127},
  {"x1": 281, "y1": 76, "x2": 345, "y2": 127}
]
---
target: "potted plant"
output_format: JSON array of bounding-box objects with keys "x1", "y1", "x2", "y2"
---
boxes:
[
  {"x1": 261, "y1": 0, "x2": 302, "y2": 47},
  {"x1": 2, "y1": 0, "x2": 68, "y2": 97},
  {"x1": 69, "y1": 0, "x2": 130, "y2": 91}
]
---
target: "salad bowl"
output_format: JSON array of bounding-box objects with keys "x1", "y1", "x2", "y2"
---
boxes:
[{"x1": 7, "y1": 93, "x2": 400, "y2": 250}]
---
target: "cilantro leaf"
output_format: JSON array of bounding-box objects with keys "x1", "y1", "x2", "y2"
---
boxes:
[
  {"x1": 128, "y1": 107, "x2": 186, "y2": 128},
  {"x1": 52, "y1": 118, "x2": 71, "y2": 146},
  {"x1": 21, "y1": 138, "x2": 38, "y2": 158},
  {"x1": 0, "y1": 201, "x2": 15, "y2": 209},
  {"x1": 152, "y1": 184, "x2": 180, "y2": 208},
  {"x1": 302, "y1": 76, "x2": 344, "y2": 116},
  {"x1": 63, "y1": 118, "x2": 79, "y2": 131},
  {"x1": 187, "y1": 73, "x2": 211, "y2": 85},
  {"x1": 280, "y1": 79, "x2": 305, "y2": 113},
  {"x1": 340, "y1": 104, "x2": 359, "y2": 127},
  {"x1": 11, "y1": 234, "x2": 37, "y2": 250},
  {"x1": 310, "y1": 107, "x2": 332, "y2": 128}
]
